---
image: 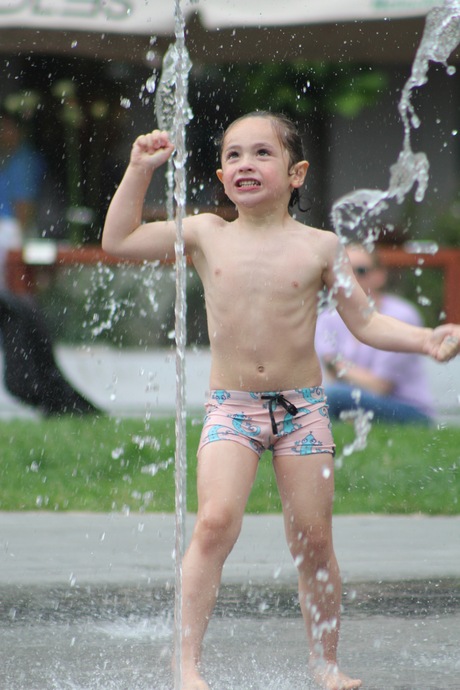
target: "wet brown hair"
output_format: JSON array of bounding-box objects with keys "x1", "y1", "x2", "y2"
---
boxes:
[{"x1": 218, "y1": 111, "x2": 306, "y2": 209}]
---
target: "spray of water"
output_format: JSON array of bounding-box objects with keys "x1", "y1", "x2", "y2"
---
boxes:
[
  {"x1": 331, "y1": 0, "x2": 460, "y2": 251},
  {"x1": 325, "y1": 0, "x2": 460, "y2": 454}
]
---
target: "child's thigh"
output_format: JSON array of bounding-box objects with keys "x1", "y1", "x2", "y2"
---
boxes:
[
  {"x1": 196, "y1": 440, "x2": 260, "y2": 512},
  {"x1": 272, "y1": 453, "x2": 335, "y2": 525}
]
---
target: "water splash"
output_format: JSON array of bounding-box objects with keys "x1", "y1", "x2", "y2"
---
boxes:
[
  {"x1": 331, "y1": 0, "x2": 460, "y2": 247},
  {"x1": 155, "y1": 36, "x2": 193, "y2": 218},
  {"x1": 326, "y1": 0, "x2": 460, "y2": 456},
  {"x1": 155, "y1": 43, "x2": 192, "y2": 134}
]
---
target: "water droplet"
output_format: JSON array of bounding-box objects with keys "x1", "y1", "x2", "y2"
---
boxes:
[
  {"x1": 145, "y1": 76, "x2": 157, "y2": 94},
  {"x1": 404, "y1": 241, "x2": 439, "y2": 255},
  {"x1": 316, "y1": 568, "x2": 329, "y2": 582},
  {"x1": 417, "y1": 295, "x2": 432, "y2": 306},
  {"x1": 273, "y1": 566, "x2": 282, "y2": 579}
]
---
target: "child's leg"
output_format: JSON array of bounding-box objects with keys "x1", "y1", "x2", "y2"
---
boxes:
[
  {"x1": 180, "y1": 441, "x2": 259, "y2": 689},
  {"x1": 273, "y1": 453, "x2": 361, "y2": 690}
]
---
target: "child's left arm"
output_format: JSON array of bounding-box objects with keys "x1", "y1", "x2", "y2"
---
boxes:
[
  {"x1": 323, "y1": 239, "x2": 460, "y2": 363},
  {"x1": 341, "y1": 305, "x2": 459, "y2": 362}
]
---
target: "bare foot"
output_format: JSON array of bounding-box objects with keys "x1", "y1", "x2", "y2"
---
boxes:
[
  {"x1": 311, "y1": 662, "x2": 362, "y2": 690},
  {"x1": 181, "y1": 665, "x2": 211, "y2": 690}
]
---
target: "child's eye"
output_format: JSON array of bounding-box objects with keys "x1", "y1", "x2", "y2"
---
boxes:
[
  {"x1": 257, "y1": 148, "x2": 271, "y2": 156},
  {"x1": 226, "y1": 150, "x2": 239, "y2": 160}
]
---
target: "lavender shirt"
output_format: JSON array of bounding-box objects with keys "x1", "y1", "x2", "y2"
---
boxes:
[{"x1": 315, "y1": 294, "x2": 434, "y2": 418}]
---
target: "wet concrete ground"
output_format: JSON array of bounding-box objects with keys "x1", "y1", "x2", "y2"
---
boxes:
[
  {"x1": 1, "y1": 513, "x2": 459, "y2": 689},
  {"x1": 1, "y1": 580, "x2": 459, "y2": 690}
]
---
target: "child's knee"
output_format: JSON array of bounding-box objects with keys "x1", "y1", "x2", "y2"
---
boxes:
[
  {"x1": 194, "y1": 504, "x2": 242, "y2": 553},
  {"x1": 289, "y1": 523, "x2": 333, "y2": 566}
]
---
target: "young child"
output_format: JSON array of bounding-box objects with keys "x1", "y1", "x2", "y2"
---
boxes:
[{"x1": 102, "y1": 111, "x2": 460, "y2": 690}]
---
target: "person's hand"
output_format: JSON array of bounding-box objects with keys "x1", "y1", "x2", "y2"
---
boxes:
[
  {"x1": 426, "y1": 325, "x2": 460, "y2": 362},
  {"x1": 130, "y1": 130, "x2": 175, "y2": 171}
]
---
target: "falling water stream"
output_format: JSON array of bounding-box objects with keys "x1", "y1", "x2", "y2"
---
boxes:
[{"x1": 154, "y1": 2, "x2": 192, "y2": 688}]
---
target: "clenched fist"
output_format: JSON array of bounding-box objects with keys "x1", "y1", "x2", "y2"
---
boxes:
[{"x1": 130, "y1": 129, "x2": 175, "y2": 171}]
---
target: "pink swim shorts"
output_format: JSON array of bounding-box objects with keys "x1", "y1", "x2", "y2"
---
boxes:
[{"x1": 197, "y1": 387, "x2": 335, "y2": 458}]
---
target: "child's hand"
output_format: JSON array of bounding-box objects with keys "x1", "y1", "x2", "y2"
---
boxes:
[
  {"x1": 427, "y1": 325, "x2": 460, "y2": 362},
  {"x1": 130, "y1": 130, "x2": 175, "y2": 170}
]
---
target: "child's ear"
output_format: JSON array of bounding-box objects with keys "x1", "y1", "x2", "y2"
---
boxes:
[
  {"x1": 290, "y1": 160, "x2": 309, "y2": 188},
  {"x1": 216, "y1": 168, "x2": 223, "y2": 183}
]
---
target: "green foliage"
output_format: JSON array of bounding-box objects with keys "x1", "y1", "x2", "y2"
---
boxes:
[
  {"x1": 434, "y1": 195, "x2": 460, "y2": 247},
  {"x1": 385, "y1": 265, "x2": 445, "y2": 328},
  {"x1": 228, "y1": 61, "x2": 388, "y2": 120},
  {"x1": 0, "y1": 418, "x2": 458, "y2": 515}
]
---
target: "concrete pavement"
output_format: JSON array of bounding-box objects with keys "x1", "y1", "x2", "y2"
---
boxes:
[
  {"x1": 1, "y1": 512, "x2": 459, "y2": 587},
  {"x1": 1, "y1": 512, "x2": 459, "y2": 690}
]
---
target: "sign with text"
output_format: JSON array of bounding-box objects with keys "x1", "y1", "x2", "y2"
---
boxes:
[{"x1": 0, "y1": 0, "x2": 435, "y2": 35}]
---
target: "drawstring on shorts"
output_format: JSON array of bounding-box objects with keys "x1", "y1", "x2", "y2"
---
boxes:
[{"x1": 261, "y1": 393, "x2": 299, "y2": 435}]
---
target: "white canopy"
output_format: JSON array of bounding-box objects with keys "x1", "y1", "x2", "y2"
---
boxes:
[
  {"x1": 0, "y1": 0, "x2": 446, "y2": 64},
  {"x1": 0, "y1": 0, "x2": 439, "y2": 35}
]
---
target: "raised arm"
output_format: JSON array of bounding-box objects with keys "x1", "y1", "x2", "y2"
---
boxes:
[
  {"x1": 322, "y1": 236, "x2": 460, "y2": 363},
  {"x1": 102, "y1": 130, "x2": 177, "y2": 261}
]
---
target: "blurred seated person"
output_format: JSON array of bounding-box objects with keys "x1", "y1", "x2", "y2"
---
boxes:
[
  {"x1": 0, "y1": 108, "x2": 45, "y2": 281},
  {"x1": 315, "y1": 243, "x2": 434, "y2": 425},
  {"x1": 0, "y1": 107, "x2": 100, "y2": 415}
]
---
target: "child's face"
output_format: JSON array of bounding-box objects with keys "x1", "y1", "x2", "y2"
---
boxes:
[
  {"x1": 216, "y1": 117, "x2": 305, "y2": 209},
  {"x1": 347, "y1": 245, "x2": 387, "y2": 295}
]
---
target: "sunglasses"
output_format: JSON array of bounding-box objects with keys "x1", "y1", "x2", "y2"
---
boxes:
[{"x1": 353, "y1": 266, "x2": 374, "y2": 276}]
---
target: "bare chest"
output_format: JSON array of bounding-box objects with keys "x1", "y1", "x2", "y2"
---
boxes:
[{"x1": 204, "y1": 237, "x2": 322, "y2": 305}]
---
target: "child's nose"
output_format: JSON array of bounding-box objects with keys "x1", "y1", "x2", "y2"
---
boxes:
[{"x1": 238, "y1": 155, "x2": 255, "y2": 170}]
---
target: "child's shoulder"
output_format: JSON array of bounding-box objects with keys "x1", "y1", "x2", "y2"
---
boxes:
[
  {"x1": 185, "y1": 211, "x2": 228, "y2": 231},
  {"x1": 298, "y1": 223, "x2": 340, "y2": 250},
  {"x1": 183, "y1": 211, "x2": 229, "y2": 251}
]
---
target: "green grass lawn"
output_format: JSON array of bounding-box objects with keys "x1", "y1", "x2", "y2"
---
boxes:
[{"x1": 0, "y1": 416, "x2": 458, "y2": 514}]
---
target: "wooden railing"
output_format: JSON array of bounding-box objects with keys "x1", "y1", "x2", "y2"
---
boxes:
[
  {"x1": 377, "y1": 246, "x2": 460, "y2": 323},
  {"x1": 5, "y1": 244, "x2": 460, "y2": 323}
]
